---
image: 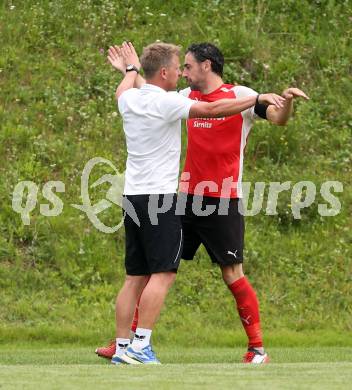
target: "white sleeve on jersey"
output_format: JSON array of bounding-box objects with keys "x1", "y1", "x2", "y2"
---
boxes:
[
  {"x1": 232, "y1": 85, "x2": 260, "y2": 140},
  {"x1": 232, "y1": 85, "x2": 259, "y2": 122},
  {"x1": 117, "y1": 88, "x2": 134, "y2": 116},
  {"x1": 157, "y1": 91, "x2": 195, "y2": 122},
  {"x1": 178, "y1": 87, "x2": 191, "y2": 98}
]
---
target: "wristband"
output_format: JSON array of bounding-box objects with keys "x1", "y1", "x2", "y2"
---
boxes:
[{"x1": 254, "y1": 94, "x2": 268, "y2": 120}]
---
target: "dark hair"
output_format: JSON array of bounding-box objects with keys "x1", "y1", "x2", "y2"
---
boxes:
[{"x1": 186, "y1": 42, "x2": 224, "y2": 77}]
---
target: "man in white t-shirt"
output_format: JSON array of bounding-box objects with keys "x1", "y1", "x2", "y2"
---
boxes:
[{"x1": 106, "y1": 42, "x2": 284, "y2": 365}]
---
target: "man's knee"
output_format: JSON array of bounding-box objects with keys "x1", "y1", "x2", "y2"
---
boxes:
[
  {"x1": 221, "y1": 263, "x2": 244, "y2": 285},
  {"x1": 124, "y1": 275, "x2": 149, "y2": 291},
  {"x1": 150, "y1": 271, "x2": 176, "y2": 289}
]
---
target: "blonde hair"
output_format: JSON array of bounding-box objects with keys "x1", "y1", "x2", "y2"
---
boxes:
[{"x1": 140, "y1": 42, "x2": 180, "y2": 79}]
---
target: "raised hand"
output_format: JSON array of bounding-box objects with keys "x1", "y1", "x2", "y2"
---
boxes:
[
  {"x1": 259, "y1": 93, "x2": 286, "y2": 108},
  {"x1": 120, "y1": 41, "x2": 141, "y2": 70},
  {"x1": 107, "y1": 45, "x2": 126, "y2": 73},
  {"x1": 282, "y1": 87, "x2": 309, "y2": 100}
]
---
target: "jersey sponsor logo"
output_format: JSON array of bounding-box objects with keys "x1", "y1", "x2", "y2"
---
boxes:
[
  {"x1": 191, "y1": 117, "x2": 226, "y2": 121},
  {"x1": 193, "y1": 120, "x2": 212, "y2": 128},
  {"x1": 192, "y1": 117, "x2": 227, "y2": 128}
]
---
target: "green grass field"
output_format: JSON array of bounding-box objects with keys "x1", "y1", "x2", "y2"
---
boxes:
[{"x1": 1, "y1": 346, "x2": 352, "y2": 389}]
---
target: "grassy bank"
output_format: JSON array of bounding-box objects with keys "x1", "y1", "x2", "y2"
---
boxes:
[{"x1": 0, "y1": 0, "x2": 351, "y2": 343}]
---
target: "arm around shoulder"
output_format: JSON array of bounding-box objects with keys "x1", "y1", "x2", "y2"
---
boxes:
[{"x1": 189, "y1": 96, "x2": 257, "y2": 119}]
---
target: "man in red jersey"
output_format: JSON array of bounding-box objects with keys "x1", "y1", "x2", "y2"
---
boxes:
[
  {"x1": 96, "y1": 42, "x2": 308, "y2": 363},
  {"x1": 178, "y1": 43, "x2": 308, "y2": 363}
]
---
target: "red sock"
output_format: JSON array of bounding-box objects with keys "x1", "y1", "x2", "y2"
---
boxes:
[
  {"x1": 131, "y1": 298, "x2": 140, "y2": 333},
  {"x1": 131, "y1": 277, "x2": 150, "y2": 333},
  {"x1": 228, "y1": 276, "x2": 263, "y2": 349}
]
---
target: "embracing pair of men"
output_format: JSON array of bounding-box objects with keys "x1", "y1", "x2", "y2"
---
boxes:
[{"x1": 95, "y1": 41, "x2": 308, "y2": 365}]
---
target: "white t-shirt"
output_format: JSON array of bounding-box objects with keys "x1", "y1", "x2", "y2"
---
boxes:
[{"x1": 118, "y1": 84, "x2": 195, "y2": 195}]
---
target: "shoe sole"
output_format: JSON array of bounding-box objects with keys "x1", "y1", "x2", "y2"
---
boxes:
[
  {"x1": 111, "y1": 359, "x2": 125, "y2": 365},
  {"x1": 119, "y1": 352, "x2": 161, "y2": 365},
  {"x1": 119, "y1": 353, "x2": 143, "y2": 365}
]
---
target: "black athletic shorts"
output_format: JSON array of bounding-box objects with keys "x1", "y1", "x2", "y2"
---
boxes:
[
  {"x1": 123, "y1": 193, "x2": 183, "y2": 276},
  {"x1": 180, "y1": 194, "x2": 244, "y2": 266}
]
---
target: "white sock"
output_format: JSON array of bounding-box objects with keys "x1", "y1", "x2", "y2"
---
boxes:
[
  {"x1": 115, "y1": 338, "x2": 130, "y2": 356},
  {"x1": 131, "y1": 328, "x2": 152, "y2": 350}
]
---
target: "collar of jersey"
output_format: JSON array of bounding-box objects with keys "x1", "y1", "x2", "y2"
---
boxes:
[
  {"x1": 141, "y1": 83, "x2": 167, "y2": 93},
  {"x1": 198, "y1": 84, "x2": 227, "y2": 97}
]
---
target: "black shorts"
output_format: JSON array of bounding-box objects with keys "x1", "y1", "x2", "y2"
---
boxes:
[
  {"x1": 123, "y1": 194, "x2": 183, "y2": 276},
  {"x1": 180, "y1": 194, "x2": 244, "y2": 266}
]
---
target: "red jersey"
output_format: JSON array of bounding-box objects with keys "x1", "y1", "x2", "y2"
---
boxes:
[{"x1": 179, "y1": 84, "x2": 258, "y2": 198}]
